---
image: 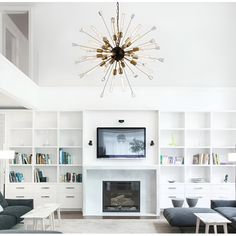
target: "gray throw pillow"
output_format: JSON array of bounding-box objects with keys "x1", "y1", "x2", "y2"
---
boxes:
[{"x1": 0, "y1": 192, "x2": 8, "y2": 208}]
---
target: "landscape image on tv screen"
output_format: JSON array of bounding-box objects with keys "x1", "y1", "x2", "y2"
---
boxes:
[{"x1": 97, "y1": 128, "x2": 146, "y2": 158}]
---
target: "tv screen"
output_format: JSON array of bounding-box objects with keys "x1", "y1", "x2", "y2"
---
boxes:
[{"x1": 97, "y1": 127, "x2": 146, "y2": 158}]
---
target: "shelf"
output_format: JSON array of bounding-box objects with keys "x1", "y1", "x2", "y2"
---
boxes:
[
  {"x1": 160, "y1": 165, "x2": 184, "y2": 167},
  {"x1": 212, "y1": 128, "x2": 236, "y2": 131},
  {"x1": 84, "y1": 165, "x2": 158, "y2": 170},
  {"x1": 9, "y1": 146, "x2": 32, "y2": 148},
  {"x1": 59, "y1": 164, "x2": 82, "y2": 167},
  {"x1": 212, "y1": 146, "x2": 236, "y2": 149},
  {"x1": 59, "y1": 146, "x2": 82, "y2": 148},
  {"x1": 212, "y1": 165, "x2": 235, "y2": 167},
  {"x1": 9, "y1": 164, "x2": 32, "y2": 167},
  {"x1": 34, "y1": 146, "x2": 58, "y2": 148},
  {"x1": 186, "y1": 165, "x2": 211, "y2": 167},
  {"x1": 186, "y1": 146, "x2": 211, "y2": 149},
  {"x1": 186, "y1": 128, "x2": 211, "y2": 131},
  {"x1": 34, "y1": 164, "x2": 57, "y2": 167},
  {"x1": 160, "y1": 146, "x2": 185, "y2": 149},
  {"x1": 160, "y1": 128, "x2": 184, "y2": 131},
  {"x1": 10, "y1": 128, "x2": 32, "y2": 130},
  {"x1": 59, "y1": 128, "x2": 82, "y2": 130},
  {"x1": 34, "y1": 128, "x2": 57, "y2": 130}
]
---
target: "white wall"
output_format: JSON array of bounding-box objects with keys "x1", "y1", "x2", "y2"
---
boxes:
[
  {"x1": 32, "y1": 2, "x2": 236, "y2": 87},
  {"x1": 83, "y1": 111, "x2": 158, "y2": 166}
]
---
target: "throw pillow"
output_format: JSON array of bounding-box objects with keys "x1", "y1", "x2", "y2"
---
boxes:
[
  {"x1": 0, "y1": 205, "x2": 3, "y2": 212},
  {"x1": 0, "y1": 192, "x2": 8, "y2": 208}
]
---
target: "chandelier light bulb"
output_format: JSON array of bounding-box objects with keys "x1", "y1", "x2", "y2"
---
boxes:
[{"x1": 74, "y1": 2, "x2": 163, "y2": 97}]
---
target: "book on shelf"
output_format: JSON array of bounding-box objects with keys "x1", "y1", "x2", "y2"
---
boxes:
[
  {"x1": 36, "y1": 153, "x2": 51, "y2": 164},
  {"x1": 192, "y1": 153, "x2": 210, "y2": 165},
  {"x1": 59, "y1": 148, "x2": 72, "y2": 164},
  {"x1": 212, "y1": 153, "x2": 221, "y2": 165},
  {"x1": 9, "y1": 171, "x2": 24, "y2": 182},
  {"x1": 160, "y1": 155, "x2": 184, "y2": 165},
  {"x1": 34, "y1": 168, "x2": 49, "y2": 182},
  {"x1": 61, "y1": 172, "x2": 82, "y2": 183},
  {"x1": 13, "y1": 152, "x2": 32, "y2": 164}
]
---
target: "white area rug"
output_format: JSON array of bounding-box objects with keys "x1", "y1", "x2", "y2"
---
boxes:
[{"x1": 13, "y1": 219, "x2": 181, "y2": 234}]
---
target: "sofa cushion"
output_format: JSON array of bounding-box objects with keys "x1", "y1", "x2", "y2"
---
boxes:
[
  {"x1": 0, "y1": 206, "x2": 31, "y2": 223},
  {"x1": 0, "y1": 215, "x2": 16, "y2": 230},
  {"x1": 0, "y1": 193, "x2": 8, "y2": 208},
  {"x1": 163, "y1": 207, "x2": 216, "y2": 227},
  {"x1": 214, "y1": 207, "x2": 236, "y2": 220}
]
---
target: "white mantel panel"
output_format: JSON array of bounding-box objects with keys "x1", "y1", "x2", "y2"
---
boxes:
[
  {"x1": 84, "y1": 169, "x2": 157, "y2": 216},
  {"x1": 83, "y1": 110, "x2": 158, "y2": 166}
]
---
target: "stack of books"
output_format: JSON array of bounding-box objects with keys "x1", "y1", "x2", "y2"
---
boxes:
[
  {"x1": 34, "y1": 168, "x2": 48, "y2": 182},
  {"x1": 36, "y1": 153, "x2": 51, "y2": 164},
  {"x1": 9, "y1": 171, "x2": 24, "y2": 182},
  {"x1": 59, "y1": 149, "x2": 72, "y2": 164},
  {"x1": 160, "y1": 155, "x2": 184, "y2": 165},
  {"x1": 192, "y1": 153, "x2": 210, "y2": 165},
  {"x1": 13, "y1": 153, "x2": 32, "y2": 164},
  {"x1": 61, "y1": 173, "x2": 82, "y2": 183},
  {"x1": 212, "y1": 153, "x2": 221, "y2": 165}
]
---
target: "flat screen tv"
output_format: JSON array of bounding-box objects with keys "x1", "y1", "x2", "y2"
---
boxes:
[{"x1": 97, "y1": 127, "x2": 146, "y2": 158}]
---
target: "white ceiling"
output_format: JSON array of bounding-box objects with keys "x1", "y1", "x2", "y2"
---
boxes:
[
  {"x1": 0, "y1": 91, "x2": 26, "y2": 108},
  {"x1": 29, "y1": 2, "x2": 236, "y2": 87}
]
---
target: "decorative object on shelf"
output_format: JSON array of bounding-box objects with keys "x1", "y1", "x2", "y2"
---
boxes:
[
  {"x1": 186, "y1": 197, "x2": 198, "y2": 208},
  {"x1": 118, "y1": 119, "x2": 124, "y2": 123},
  {"x1": 150, "y1": 140, "x2": 155, "y2": 146},
  {"x1": 168, "y1": 180, "x2": 176, "y2": 183},
  {"x1": 9, "y1": 171, "x2": 24, "y2": 183},
  {"x1": 73, "y1": 2, "x2": 163, "y2": 97},
  {"x1": 212, "y1": 153, "x2": 221, "y2": 165},
  {"x1": 88, "y1": 140, "x2": 93, "y2": 146},
  {"x1": 169, "y1": 133, "x2": 177, "y2": 146},
  {"x1": 0, "y1": 151, "x2": 14, "y2": 196},
  {"x1": 34, "y1": 168, "x2": 49, "y2": 183},
  {"x1": 224, "y1": 174, "x2": 228, "y2": 183},
  {"x1": 61, "y1": 173, "x2": 82, "y2": 183},
  {"x1": 191, "y1": 178, "x2": 206, "y2": 183},
  {"x1": 171, "y1": 198, "x2": 184, "y2": 208}
]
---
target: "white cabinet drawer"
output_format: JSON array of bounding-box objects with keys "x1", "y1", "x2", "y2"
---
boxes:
[
  {"x1": 160, "y1": 194, "x2": 185, "y2": 209},
  {"x1": 36, "y1": 185, "x2": 57, "y2": 194},
  {"x1": 185, "y1": 184, "x2": 209, "y2": 194},
  {"x1": 6, "y1": 185, "x2": 32, "y2": 195},
  {"x1": 35, "y1": 194, "x2": 57, "y2": 208},
  {"x1": 59, "y1": 194, "x2": 82, "y2": 209},
  {"x1": 59, "y1": 184, "x2": 82, "y2": 194},
  {"x1": 160, "y1": 184, "x2": 185, "y2": 194},
  {"x1": 211, "y1": 184, "x2": 235, "y2": 194}
]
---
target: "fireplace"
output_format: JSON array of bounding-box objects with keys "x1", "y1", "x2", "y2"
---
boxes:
[{"x1": 103, "y1": 181, "x2": 140, "y2": 212}]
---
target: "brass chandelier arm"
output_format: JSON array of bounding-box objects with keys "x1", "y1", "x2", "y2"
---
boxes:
[
  {"x1": 80, "y1": 28, "x2": 104, "y2": 45},
  {"x1": 100, "y1": 63, "x2": 115, "y2": 97}
]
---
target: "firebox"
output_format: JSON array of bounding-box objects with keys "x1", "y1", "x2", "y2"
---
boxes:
[{"x1": 103, "y1": 181, "x2": 140, "y2": 212}]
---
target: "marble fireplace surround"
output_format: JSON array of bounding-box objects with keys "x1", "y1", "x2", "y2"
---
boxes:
[{"x1": 83, "y1": 168, "x2": 158, "y2": 216}]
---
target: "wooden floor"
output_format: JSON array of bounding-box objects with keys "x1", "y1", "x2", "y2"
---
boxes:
[{"x1": 60, "y1": 211, "x2": 159, "y2": 219}]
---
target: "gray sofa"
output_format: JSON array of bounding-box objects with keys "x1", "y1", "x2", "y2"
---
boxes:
[
  {"x1": 0, "y1": 192, "x2": 33, "y2": 230},
  {"x1": 211, "y1": 200, "x2": 236, "y2": 232}
]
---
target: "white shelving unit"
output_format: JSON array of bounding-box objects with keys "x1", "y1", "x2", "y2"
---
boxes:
[
  {"x1": 5, "y1": 110, "x2": 83, "y2": 210},
  {"x1": 159, "y1": 111, "x2": 236, "y2": 209}
]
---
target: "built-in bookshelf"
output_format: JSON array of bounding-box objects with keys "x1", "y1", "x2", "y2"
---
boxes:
[
  {"x1": 5, "y1": 111, "x2": 83, "y2": 209},
  {"x1": 159, "y1": 111, "x2": 236, "y2": 208}
]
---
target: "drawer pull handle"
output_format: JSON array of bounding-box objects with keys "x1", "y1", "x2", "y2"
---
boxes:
[
  {"x1": 41, "y1": 187, "x2": 50, "y2": 189},
  {"x1": 168, "y1": 187, "x2": 176, "y2": 190},
  {"x1": 66, "y1": 196, "x2": 75, "y2": 198},
  {"x1": 16, "y1": 196, "x2": 25, "y2": 198},
  {"x1": 66, "y1": 187, "x2": 75, "y2": 190},
  {"x1": 194, "y1": 187, "x2": 203, "y2": 190},
  {"x1": 16, "y1": 187, "x2": 25, "y2": 189},
  {"x1": 168, "y1": 196, "x2": 176, "y2": 199},
  {"x1": 196, "y1": 196, "x2": 203, "y2": 199},
  {"x1": 41, "y1": 196, "x2": 50, "y2": 198}
]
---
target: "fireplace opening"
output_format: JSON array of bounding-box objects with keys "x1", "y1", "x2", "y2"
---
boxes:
[{"x1": 103, "y1": 181, "x2": 140, "y2": 212}]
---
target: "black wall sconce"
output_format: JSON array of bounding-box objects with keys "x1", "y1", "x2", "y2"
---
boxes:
[
  {"x1": 118, "y1": 119, "x2": 125, "y2": 123},
  {"x1": 150, "y1": 140, "x2": 155, "y2": 146},
  {"x1": 88, "y1": 140, "x2": 93, "y2": 146}
]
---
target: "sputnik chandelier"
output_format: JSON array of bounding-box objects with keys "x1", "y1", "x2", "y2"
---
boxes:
[{"x1": 73, "y1": 2, "x2": 164, "y2": 97}]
